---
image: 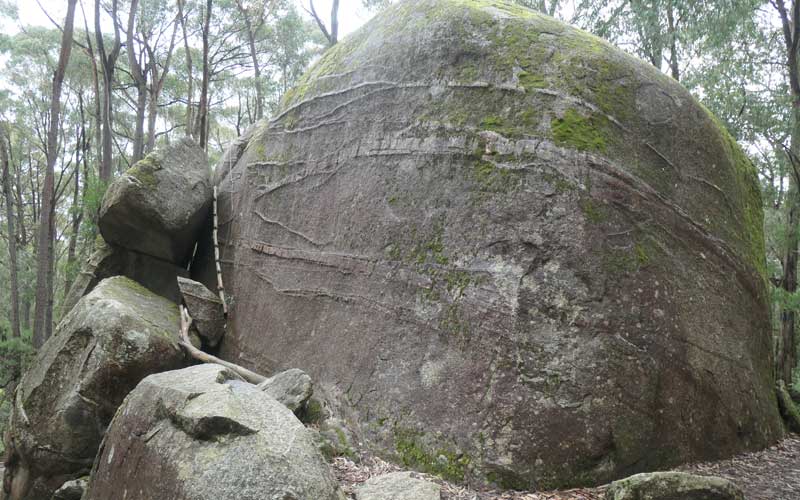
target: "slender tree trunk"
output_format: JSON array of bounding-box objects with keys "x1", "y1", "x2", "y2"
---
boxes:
[
  {"x1": 32, "y1": 0, "x2": 78, "y2": 349},
  {"x1": 146, "y1": 91, "x2": 158, "y2": 153},
  {"x1": 12, "y1": 140, "x2": 26, "y2": 247},
  {"x1": 776, "y1": 0, "x2": 800, "y2": 385},
  {"x1": 197, "y1": 0, "x2": 212, "y2": 149},
  {"x1": 309, "y1": 0, "x2": 338, "y2": 46},
  {"x1": 62, "y1": 122, "x2": 84, "y2": 302},
  {"x1": 177, "y1": 0, "x2": 194, "y2": 137},
  {"x1": 145, "y1": 17, "x2": 178, "y2": 153},
  {"x1": 781, "y1": 107, "x2": 800, "y2": 384},
  {"x1": 330, "y1": 0, "x2": 339, "y2": 45},
  {"x1": 1, "y1": 127, "x2": 21, "y2": 362},
  {"x1": 132, "y1": 85, "x2": 147, "y2": 162},
  {"x1": 96, "y1": 0, "x2": 121, "y2": 183},
  {"x1": 666, "y1": 1, "x2": 680, "y2": 81},
  {"x1": 127, "y1": 0, "x2": 147, "y2": 163},
  {"x1": 236, "y1": 1, "x2": 263, "y2": 122}
]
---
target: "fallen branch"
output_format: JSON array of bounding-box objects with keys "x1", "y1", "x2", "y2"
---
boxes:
[
  {"x1": 213, "y1": 186, "x2": 228, "y2": 317},
  {"x1": 178, "y1": 305, "x2": 265, "y2": 384}
]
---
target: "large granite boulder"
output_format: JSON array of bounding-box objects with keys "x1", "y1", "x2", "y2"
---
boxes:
[
  {"x1": 61, "y1": 237, "x2": 188, "y2": 317},
  {"x1": 2, "y1": 277, "x2": 187, "y2": 500},
  {"x1": 83, "y1": 364, "x2": 344, "y2": 500},
  {"x1": 195, "y1": 0, "x2": 782, "y2": 489},
  {"x1": 99, "y1": 138, "x2": 211, "y2": 265}
]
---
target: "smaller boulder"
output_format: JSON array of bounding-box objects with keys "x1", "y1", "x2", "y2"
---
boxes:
[
  {"x1": 83, "y1": 364, "x2": 344, "y2": 500},
  {"x1": 317, "y1": 418, "x2": 358, "y2": 460},
  {"x1": 52, "y1": 477, "x2": 87, "y2": 500},
  {"x1": 99, "y1": 138, "x2": 211, "y2": 264},
  {"x1": 605, "y1": 472, "x2": 744, "y2": 500},
  {"x1": 356, "y1": 472, "x2": 441, "y2": 500},
  {"x1": 257, "y1": 368, "x2": 313, "y2": 412},
  {"x1": 177, "y1": 277, "x2": 225, "y2": 346}
]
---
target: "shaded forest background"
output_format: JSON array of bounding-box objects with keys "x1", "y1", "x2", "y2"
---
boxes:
[{"x1": 1, "y1": 0, "x2": 800, "y2": 451}]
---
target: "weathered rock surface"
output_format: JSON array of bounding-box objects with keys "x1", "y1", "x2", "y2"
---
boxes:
[
  {"x1": 177, "y1": 276, "x2": 225, "y2": 346},
  {"x1": 3, "y1": 276, "x2": 186, "y2": 500},
  {"x1": 83, "y1": 364, "x2": 344, "y2": 500},
  {"x1": 257, "y1": 367, "x2": 313, "y2": 412},
  {"x1": 61, "y1": 237, "x2": 188, "y2": 316},
  {"x1": 196, "y1": 0, "x2": 782, "y2": 488},
  {"x1": 356, "y1": 472, "x2": 441, "y2": 500},
  {"x1": 99, "y1": 137, "x2": 211, "y2": 265},
  {"x1": 605, "y1": 472, "x2": 744, "y2": 500},
  {"x1": 52, "y1": 478, "x2": 87, "y2": 500}
]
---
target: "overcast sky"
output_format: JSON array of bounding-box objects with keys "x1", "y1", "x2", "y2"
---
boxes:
[{"x1": 11, "y1": 0, "x2": 374, "y2": 40}]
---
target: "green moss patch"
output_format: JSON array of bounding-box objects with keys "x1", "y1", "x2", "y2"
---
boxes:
[
  {"x1": 126, "y1": 154, "x2": 162, "y2": 189},
  {"x1": 551, "y1": 109, "x2": 608, "y2": 153},
  {"x1": 394, "y1": 427, "x2": 471, "y2": 482}
]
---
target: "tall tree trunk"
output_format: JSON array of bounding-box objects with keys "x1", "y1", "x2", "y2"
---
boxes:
[
  {"x1": 96, "y1": 0, "x2": 121, "y2": 183},
  {"x1": 244, "y1": 14, "x2": 263, "y2": 121},
  {"x1": 197, "y1": 0, "x2": 212, "y2": 149},
  {"x1": 666, "y1": 1, "x2": 680, "y2": 81},
  {"x1": 1, "y1": 127, "x2": 21, "y2": 366},
  {"x1": 776, "y1": 0, "x2": 800, "y2": 385},
  {"x1": 177, "y1": 0, "x2": 194, "y2": 137},
  {"x1": 309, "y1": 0, "x2": 339, "y2": 46},
  {"x1": 132, "y1": 85, "x2": 147, "y2": 162},
  {"x1": 32, "y1": 0, "x2": 78, "y2": 349},
  {"x1": 145, "y1": 16, "x2": 179, "y2": 153},
  {"x1": 127, "y1": 0, "x2": 147, "y2": 163},
  {"x1": 781, "y1": 108, "x2": 800, "y2": 385},
  {"x1": 62, "y1": 120, "x2": 85, "y2": 303}
]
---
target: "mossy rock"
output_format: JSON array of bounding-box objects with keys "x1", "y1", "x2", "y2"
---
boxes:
[
  {"x1": 199, "y1": 0, "x2": 782, "y2": 490},
  {"x1": 605, "y1": 472, "x2": 744, "y2": 500},
  {"x1": 99, "y1": 138, "x2": 211, "y2": 265},
  {"x1": 5, "y1": 277, "x2": 188, "y2": 500}
]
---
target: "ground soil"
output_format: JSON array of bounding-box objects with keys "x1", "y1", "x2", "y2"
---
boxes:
[{"x1": 333, "y1": 435, "x2": 800, "y2": 500}]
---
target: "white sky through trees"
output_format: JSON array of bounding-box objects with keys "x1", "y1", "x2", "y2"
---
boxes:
[{"x1": 10, "y1": 0, "x2": 373, "y2": 40}]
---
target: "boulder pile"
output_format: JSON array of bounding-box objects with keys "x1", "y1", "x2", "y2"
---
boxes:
[
  {"x1": 0, "y1": 0, "x2": 789, "y2": 498},
  {"x1": 83, "y1": 364, "x2": 344, "y2": 500},
  {"x1": 2, "y1": 139, "x2": 332, "y2": 499},
  {"x1": 3, "y1": 277, "x2": 188, "y2": 499}
]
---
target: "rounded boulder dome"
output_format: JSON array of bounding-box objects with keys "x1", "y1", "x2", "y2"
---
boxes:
[{"x1": 204, "y1": 0, "x2": 782, "y2": 489}]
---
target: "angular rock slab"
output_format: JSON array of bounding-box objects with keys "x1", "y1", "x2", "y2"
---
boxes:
[
  {"x1": 605, "y1": 472, "x2": 744, "y2": 500},
  {"x1": 177, "y1": 277, "x2": 225, "y2": 347},
  {"x1": 52, "y1": 478, "x2": 87, "y2": 500},
  {"x1": 3, "y1": 276, "x2": 186, "y2": 500},
  {"x1": 61, "y1": 237, "x2": 188, "y2": 317},
  {"x1": 201, "y1": 0, "x2": 782, "y2": 488},
  {"x1": 83, "y1": 364, "x2": 345, "y2": 500},
  {"x1": 356, "y1": 472, "x2": 441, "y2": 500},
  {"x1": 99, "y1": 137, "x2": 211, "y2": 264},
  {"x1": 257, "y1": 368, "x2": 313, "y2": 412}
]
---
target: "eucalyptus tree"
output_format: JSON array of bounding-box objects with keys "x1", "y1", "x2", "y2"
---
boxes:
[
  {"x1": 307, "y1": 0, "x2": 338, "y2": 46},
  {"x1": 123, "y1": 0, "x2": 179, "y2": 162},
  {"x1": 95, "y1": 0, "x2": 122, "y2": 182},
  {"x1": 32, "y1": 0, "x2": 78, "y2": 348}
]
